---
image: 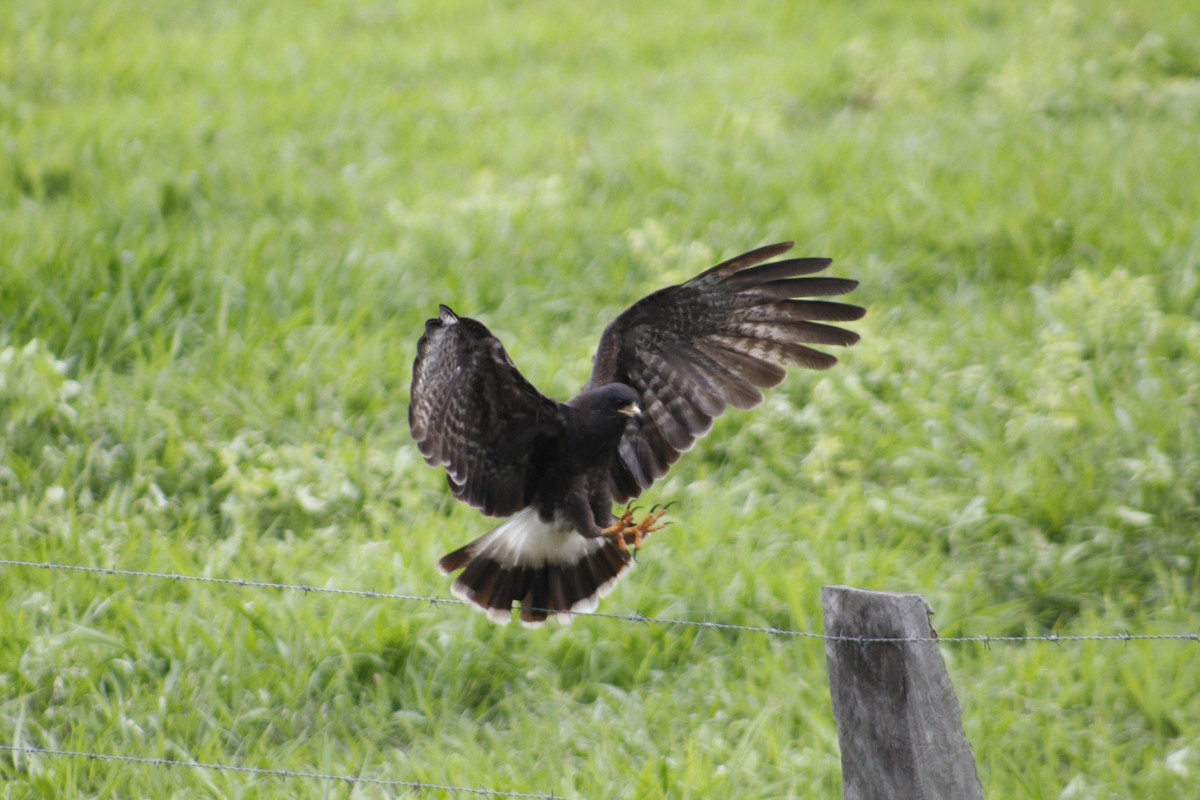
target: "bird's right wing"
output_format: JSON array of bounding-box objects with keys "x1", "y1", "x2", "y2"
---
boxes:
[{"x1": 409, "y1": 306, "x2": 561, "y2": 517}]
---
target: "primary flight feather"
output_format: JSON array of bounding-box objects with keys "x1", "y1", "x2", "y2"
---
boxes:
[{"x1": 409, "y1": 242, "x2": 864, "y2": 626}]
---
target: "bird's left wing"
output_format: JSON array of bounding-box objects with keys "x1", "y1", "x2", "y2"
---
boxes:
[
  {"x1": 586, "y1": 242, "x2": 865, "y2": 502},
  {"x1": 410, "y1": 306, "x2": 561, "y2": 517}
]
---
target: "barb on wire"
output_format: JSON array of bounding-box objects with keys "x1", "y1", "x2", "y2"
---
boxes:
[
  {"x1": 0, "y1": 744, "x2": 579, "y2": 800},
  {"x1": 2, "y1": 558, "x2": 1198, "y2": 646}
]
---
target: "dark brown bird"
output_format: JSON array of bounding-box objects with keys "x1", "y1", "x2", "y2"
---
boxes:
[{"x1": 409, "y1": 242, "x2": 864, "y2": 626}]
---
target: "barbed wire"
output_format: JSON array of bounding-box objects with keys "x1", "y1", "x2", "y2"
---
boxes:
[
  {"x1": 3, "y1": 558, "x2": 1198, "y2": 646},
  {"x1": 0, "y1": 744, "x2": 579, "y2": 798},
  {"x1": 0, "y1": 558, "x2": 454, "y2": 605}
]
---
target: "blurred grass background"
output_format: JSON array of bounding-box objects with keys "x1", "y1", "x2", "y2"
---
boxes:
[{"x1": 2, "y1": 0, "x2": 1199, "y2": 797}]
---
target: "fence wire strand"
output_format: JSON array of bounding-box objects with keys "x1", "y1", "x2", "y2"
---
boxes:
[
  {"x1": 0, "y1": 744, "x2": 579, "y2": 799},
  {"x1": 3, "y1": 558, "x2": 1198, "y2": 645},
  {"x1": 4, "y1": 559, "x2": 1198, "y2": 796}
]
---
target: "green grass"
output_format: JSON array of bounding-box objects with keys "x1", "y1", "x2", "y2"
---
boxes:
[{"x1": 3, "y1": 0, "x2": 1200, "y2": 796}]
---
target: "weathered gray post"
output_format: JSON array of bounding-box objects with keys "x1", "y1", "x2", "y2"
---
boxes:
[{"x1": 822, "y1": 585, "x2": 984, "y2": 800}]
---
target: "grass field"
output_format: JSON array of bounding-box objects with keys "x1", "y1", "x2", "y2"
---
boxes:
[{"x1": 3, "y1": 0, "x2": 1200, "y2": 797}]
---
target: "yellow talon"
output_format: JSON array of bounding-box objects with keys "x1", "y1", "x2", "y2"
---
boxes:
[
  {"x1": 600, "y1": 505, "x2": 638, "y2": 552},
  {"x1": 626, "y1": 506, "x2": 668, "y2": 550},
  {"x1": 601, "y1": 503, "x2": 669, "y2": 553}
]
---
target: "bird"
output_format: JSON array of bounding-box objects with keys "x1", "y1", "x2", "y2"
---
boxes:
[{"x1": 408, "y1": 242, "x2": 864, "y2": 626}]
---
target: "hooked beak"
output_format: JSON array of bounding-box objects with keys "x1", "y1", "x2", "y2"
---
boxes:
[{"x1": 619, "y1": 403, "x2": 643, "y2": 421}]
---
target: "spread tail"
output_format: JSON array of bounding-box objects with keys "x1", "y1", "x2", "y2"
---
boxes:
[{"x1": 438, "y1": 507, "x2": 634, "y2": 627}]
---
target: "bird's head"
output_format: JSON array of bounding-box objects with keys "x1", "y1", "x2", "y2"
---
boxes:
[
  {"x1": 608, "y1": 384, "x2": 643, "y2": 424},
  {"x1": 573, "y1": 383, "x2": 643, "y2": 427}
]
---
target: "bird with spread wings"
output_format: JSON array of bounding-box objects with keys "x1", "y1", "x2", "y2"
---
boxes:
[{"x1": 409, "y1": 242, "x2": 864, "y2": 626}]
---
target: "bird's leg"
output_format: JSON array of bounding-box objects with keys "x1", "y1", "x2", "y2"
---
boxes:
[
  {"x1": 599, "y1": 503, "x2": 670, "y2": 553},
  {"x1": 599, "y1": 504, "x2": 638, "y2": 552},
  {"x1": 623, "y1": 503, "x2": 669, "y2": 550}
]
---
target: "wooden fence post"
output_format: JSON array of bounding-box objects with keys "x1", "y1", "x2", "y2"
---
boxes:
[{"x1": 822, "y1": 585, "x2": 984, "y2": 800}]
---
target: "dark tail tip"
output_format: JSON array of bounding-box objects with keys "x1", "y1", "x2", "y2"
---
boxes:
[
  {"x1": 442, "y1": 539, "x2": 633, "y2": 627},
  {"x1": 437, "y1": 542, "x2": 475, "y2": 575}
]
